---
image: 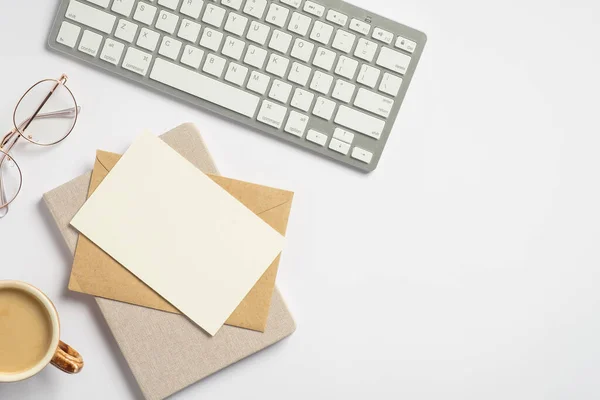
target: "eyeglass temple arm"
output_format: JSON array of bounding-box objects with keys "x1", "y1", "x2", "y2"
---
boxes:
[{"x1": 0, "y1": 106, "x2": 81, "y2": 150}]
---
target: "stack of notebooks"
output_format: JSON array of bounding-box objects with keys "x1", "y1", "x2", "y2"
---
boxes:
[{"x1": 43, "y1": 123, "x2": 296, "y2": 400}]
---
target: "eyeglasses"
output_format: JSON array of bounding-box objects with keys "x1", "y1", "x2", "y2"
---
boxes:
[{"x1": 0, "y1": 74, "x2": 79, "y2": 218}]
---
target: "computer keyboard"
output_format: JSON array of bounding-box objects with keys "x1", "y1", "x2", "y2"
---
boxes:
[{"x1": 48, "y1": 0, "x2": 426, "y2": 171}]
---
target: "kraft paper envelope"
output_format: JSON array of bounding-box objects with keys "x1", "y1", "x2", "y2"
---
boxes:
[
  {"x1": 71, "y1": 133, "x2": 287, "y2": 335},
  {"x1": 69, "y1": 148, "x2": 293, "y2": 333}
]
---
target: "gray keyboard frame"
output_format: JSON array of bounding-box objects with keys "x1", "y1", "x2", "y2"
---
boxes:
[{"x1": 48, "y1": 0, "x2": 426, "y2": 172}]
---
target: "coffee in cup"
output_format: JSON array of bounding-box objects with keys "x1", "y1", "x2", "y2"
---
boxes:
[{"x1": 0, "y1": 281, "x2": 83, "y2": 382}]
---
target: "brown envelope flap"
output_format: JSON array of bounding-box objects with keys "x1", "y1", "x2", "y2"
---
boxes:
[{"x1": 95, "y1": 151, "x2": 294, "y2": 234}]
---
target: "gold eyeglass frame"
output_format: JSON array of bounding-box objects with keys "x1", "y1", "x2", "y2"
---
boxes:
[{"x1": 0, "y1": 74, "x2": 79, "y2": 214}]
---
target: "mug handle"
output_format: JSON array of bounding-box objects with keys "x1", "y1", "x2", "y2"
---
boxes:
[{"x1": 50, "y1": 341, "x2": 84, "y2": 374}]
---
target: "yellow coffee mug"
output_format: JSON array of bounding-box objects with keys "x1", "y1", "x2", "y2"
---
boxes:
[{"x1": 0, "y1": 280, "x2": 83, "y2": 382}]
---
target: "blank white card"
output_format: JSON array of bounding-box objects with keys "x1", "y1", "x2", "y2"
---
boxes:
[{"x1": 71, "y1": 133, "x2": 285, "y2": 335}]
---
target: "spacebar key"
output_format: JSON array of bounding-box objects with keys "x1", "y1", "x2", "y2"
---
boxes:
[{"x1": 150, "y1": 58, "x2": 260, "y2": 118}]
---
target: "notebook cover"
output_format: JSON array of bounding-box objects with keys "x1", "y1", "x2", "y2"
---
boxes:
[{"x1": 42, "y1": 123, "x2": 296, "y2": 400}]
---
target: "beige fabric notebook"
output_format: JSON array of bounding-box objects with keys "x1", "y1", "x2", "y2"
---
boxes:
[{"x1": 42, "y1": 123, "x2": 296, "y2": 400}]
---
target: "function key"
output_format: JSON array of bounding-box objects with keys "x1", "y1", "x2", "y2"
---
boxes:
[
  {"x1": 395, "y1": 36, "x2": 416, "y2": 53},
  {"x1": 372, "y1": 27, "x2": 393, "y2": 44},
  {"x1": 281, "y1": 0, "x2": 301, "y2": 8},
  {"x1": 326, "y1": 10, "x2": 348, "y2": 26},
  {"x1": 303, "y1": 1, "x2": 325, "y2": 18},
  {"x1": 349, "y1": 18, "x2": 370, "y2": 35}
]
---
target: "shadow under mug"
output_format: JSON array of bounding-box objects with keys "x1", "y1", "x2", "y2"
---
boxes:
[{"x1": 0, "y1": 281, "x2": 83, "y2": 382}]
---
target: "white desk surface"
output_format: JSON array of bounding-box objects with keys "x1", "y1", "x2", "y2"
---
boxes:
[{"x1": 2, "y1": 0, "x2": 600, "y2": 399}]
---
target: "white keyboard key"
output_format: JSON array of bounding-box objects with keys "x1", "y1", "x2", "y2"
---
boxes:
[
  {"x1": 312, "y1": 47, "x2": 336, "y2": 71},
  {"x1": 115, "y1": 19, "x2": 138, "y2": 43},
  {"x1": 372, "y1": 27, "x2": 393, "y2": 44},
  {"x1": 265, "y1": 4, "x2": 290, "y2": 28},
  {"x1": 354, "y1": 38, "x2": 378, "y2": 62},
  {"x1": 288, "y1": 62, "x2": 312, "y2": 86},
  {"x1": 376, "y1": 47, "x2": 411, "y2": 75},
  {"x1": 290, "y1": 38, "x2": 314, "y2": 63},
  {"x1": 333, "y1": 128, "x2": 354, "y2": 144},
  {"x1": 221, "y1": 0, "x2": 243, "y2": 10},
  {"x1": 326, "y1": 10, "x2": 348, "y2": 26},
  {"x1": 224, "y1": 13, "x2": 248, "y2": 36},
  {"x1": 281, "y1": 0, "x2": 301, "y2": 8},
  {"x1": 111, "y1": 0, "x2": 136, "y2": 17},
  {"x1": 396, "y1": 36, "x2": 416, "y2": 53},
  {"x1": 156, "y1": 10, "x2": 179, "y2": 34},
  {"x1": 137, "y1": 27, "x2": 160, "y2": 51},
  {"x1": 150, "y1": 58, "x2": 259, "y2": 117},
  {"x1": 288, "y1": 12, "x2": 311, "y2": 36},
  {"x1": 303, "y1": 1, "x2": 324, "y2": 17},
  {"x1": 78, "y1": 30, "x2": 103, "y2": 57},
  {"x1": 312, "y1": 96, "x2": 336, "y2": 120},
  {"x1": 354, "y1": 88, "x2": 393, "y2": 118},
  {"x1": 310, "y1": 21, "x2": 334, "y2": 45},
  {"x1": 247, "y1": 71, "x2": 270, "y2": 95},
  {"x1": 269, "y1": 80, "x2": 293, "y2": 103},
  {"x1": 349, "y1": 18, "x2": 370, "y2": 35},
  {"x1": 291, "y1": 88, "x2": 314, "y2": 112},
  {"x1": 332, "y1": 30, "x2": 355, "y2": 53},
  {"x1": 266, "y1": 54, "x2": 290, "y2": 78},
  {"x1": 178, "y1": 19, "x2": 202, "y2": 42},
  {"x1": 243, "y1": 0, "x2": 267, "y2": 19},
  {"x1": 222, "y1": 36, "x2": 245, "y2": 60},
  {"x1": 132, "y1": 2, "x2": 157, "y2": 25},
  {"x1": 257, "y1": 100, "x2": 287, "y2": 129},
  {"x1": 66, "y1": 0, "x2": 116, "y2": 34},
  {"x1": 306, "y1": 129, "x2": 327, "y2": 146},
  {"x1": 122, "y1": 47, "x2": 152, "y2": 76},
  {"x1": 85, "y1": 0, "x2": 109, "y2": 7},
  {"x1": 379, "y1": 73, "x2": 403, "y2": 97},
  {"x1": 158, "y1": 0, "x2": 180, "y2": 10},
  {"x1": 225, "y1": 62, "x2": 248, "y2": 86},
  {"x1": 357, "y1": 64, "x2": 380, "y2": 88},
  {"x1": 202, "y1": 4, "x2": 226, "y2": 28},
  {"x1": 158, "y1": 36, "x2": 183, "y2": 60},
  {"x1": 310, "y1": 71, "x2": 333, "y2": 95},
  {"x1": 56, "y1": 21, "x2": 81, "y2": 48},
  {"x1": 203, "y1": 53, "x2": 227, "y2": 77},
  {"x1": 100, "y1": 38, "x2": 125, "y2": 65},
  {"x1": 351, "y1": 147, "x2": 373, "y2": 164},
  {"x1": 328, "y1": 138, "x2": 350, "y2": 155},
  {"x1": 332, "y1": 79, "x2": 355, "y2": 103},
  {"x1": 335, "y1": 106, "x2": 385, "y2": 139},
  {"x1": 269, "y1": 30, "x2": 292, "y2": 54},
  {"x1": 247, "y1": 21, "x2": 270, "y2": 45},
  {"x1": 244, "y1": 45, "x2": 268, "y2": 68},
  {"x1": 200, "y1": 28, "x2": 223, "y2": 51},
  {"x1": 181, "y1": 45, "x2": 205, "y2": 68},
  {"x1": 334, "y1": 56, "x2": 359, "y2": 80},
  {"x1": 180, "y1": 0, "x2": 204, "y2": 19},
  {"x1": 284, "y1": 111, "x2": 309, "y2": 137}
]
